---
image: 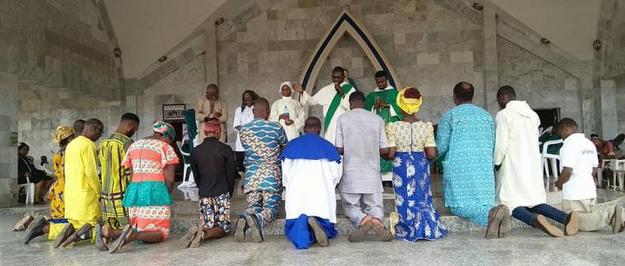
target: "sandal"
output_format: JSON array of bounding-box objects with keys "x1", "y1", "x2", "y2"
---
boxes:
[{"x1": 108, "y1": 224, "x2": 133, "y2": 254}]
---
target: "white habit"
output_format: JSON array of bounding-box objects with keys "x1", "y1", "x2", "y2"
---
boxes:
[
  {"x1": 270, "y1": 97, "x2": 305, "y2": 141},
  {"x1": 494, "y1": 100, "x2": 546, "y2": 213}
]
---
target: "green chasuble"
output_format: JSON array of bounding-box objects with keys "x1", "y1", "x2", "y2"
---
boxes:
[{"x1": 365, "y1": 86, "x2": 403, "y2": 173}]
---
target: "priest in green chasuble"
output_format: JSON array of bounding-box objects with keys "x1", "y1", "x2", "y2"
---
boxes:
[{"x1": 365, "y1": 70, "x2": 402, "y2": 177}]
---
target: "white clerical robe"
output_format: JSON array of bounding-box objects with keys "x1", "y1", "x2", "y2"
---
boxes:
[
  {"x1": 299, "y1": 82, "x2": 354, "y2": 145},
  {"x1": 283, "y1": 158, "x2": 342, "y2": 223},
  {"x1": 270, "y1": 97, "x2": 305, "y2": 141},
  {"x1": 494, "y1": 100, "x2": 546, "y2": 213}
]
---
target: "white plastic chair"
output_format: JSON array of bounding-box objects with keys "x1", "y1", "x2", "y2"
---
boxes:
[
  {"x1": 542, "y1": 139, "x2": 563, "y2": 192},
  {"x1": 605, "y1": 159, "x2": 625, "y2": 191},
  {"x1": 177, "y1": 146, "x2": 197, "y2": 189},
  {"x1": 17, "y1": 176, "x2": 35, "y2": 205}
]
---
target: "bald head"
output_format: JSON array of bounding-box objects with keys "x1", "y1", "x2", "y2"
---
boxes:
[
  {"x1": 453, "y1": 81, "x2": 474, "y2": 105},
  {"x1": 253, "y1": 97, "x2": 270, "y2": 120},
  {"x1": 304, "y1": 117, "x2": 322, "y2": 135}
]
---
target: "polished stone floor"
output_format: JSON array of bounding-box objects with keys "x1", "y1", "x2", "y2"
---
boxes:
[{"x1": 2, "y1": 214, "x2": 625, "y2": 265}]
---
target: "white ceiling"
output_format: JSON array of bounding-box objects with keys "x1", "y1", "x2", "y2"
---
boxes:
[
  {"x1": 103, "y1": 0, "x2": 601, "y2": 78},
  {"x1": 103, "y1": 0, "x2": 226, "y2": 78},
  {"x1": 490, "y1": 0, "x2": 601, "y2": 61}
]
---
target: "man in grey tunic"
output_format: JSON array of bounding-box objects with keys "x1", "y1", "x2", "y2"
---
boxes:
[{"x1": 335, "y1": 91, "x2": 393, "y2": 242}]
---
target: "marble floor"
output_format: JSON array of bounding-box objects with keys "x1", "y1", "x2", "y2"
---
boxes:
[{"x1": 2, "y1": 214, "x2": 625, "y2": 265}]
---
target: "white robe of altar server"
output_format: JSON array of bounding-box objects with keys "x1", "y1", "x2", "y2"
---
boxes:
[
  {"x1": 282, "y1": 158, "x2": 342, "y2": 223},
  {"x1": 270, "y1": 97, "x2": 305, "y2": 141},
  {"x1": 494, "y1": 100, "x2": 546, "y2": 213},
  {"x1": 299, "y1": 82, "x2": 354, "y2": 145}
]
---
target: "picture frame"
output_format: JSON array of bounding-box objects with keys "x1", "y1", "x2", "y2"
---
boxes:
[{"x1": 162, "y1": 104, "x2": 186, "y2": 121}]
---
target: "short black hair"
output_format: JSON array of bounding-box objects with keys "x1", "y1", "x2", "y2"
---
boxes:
[
  {"x1": 453, "y1": 81, "x2": 474, "y2": 101},
  {"x1": 497, "y1": 85, "x2": 516, "y2": 99},
  {"x1": 304, "y1": 117, "x2": 322, "y2": 130},
  {"x1": 557, "y1": 118, "x2": 578, "y2": 130},
  {"x1": 332, "y1": 66, "x2": 345, "y2": 74},
  {"x1": 85, "y1": 118, "x2": 104, "y2": 129},
  {"x1": 73, "y1": 119, "x2": 86, "y2": 134},
  {"x1": 374, "y1": 70, "x2": 387, "y2": 79},
  {"x1": 590, "y1": 134, "x2": 599, "y2": 138},
  {"x1": 349, "y1": 91, "x2": 365, "y2": 103},
  {"x1": 18, "y1": 142, "x2": 29, "y2": 150},
  {"x1": 206, "y1": 83, "x2": 219, "y2": 90},
  {"x1": 121, "y1": 112, "x2": 140, "y2": 124}
]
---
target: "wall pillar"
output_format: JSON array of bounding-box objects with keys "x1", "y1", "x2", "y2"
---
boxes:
[
  {"x1": 204, "y1": 22, "x2": 219, "y2": 84},
  {"x1": 482, "y1": 8, "x2": 499, "y2": 114},
  {"x1": 598, "y1": 79, "x2": 619, "y2": 138},
  {"x1": 0, "y1": 73, "x2": 18, "y2": 207}
]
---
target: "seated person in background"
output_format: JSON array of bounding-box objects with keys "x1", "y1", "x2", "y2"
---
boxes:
[
  {"x1": 609, "y1": 134, "x2": 624, "y2": 158},
  {"x1": 591, "y1": 137, "x2": 615, "y2": 160},
  {"x1": 17, "y1": 142, "x2": 53, "y2": 204},
  {"x1": 179, "y1": 119, "x2": 237, "y2": 249},
  {"x1": 556, "y1": 118, "x2": 625, "y2": 234}
]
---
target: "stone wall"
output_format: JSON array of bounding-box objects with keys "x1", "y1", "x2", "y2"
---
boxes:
[
  {"x1": 0, "y1": 0, "x2": 123, "y2": 205},
  {"x1": 497, "y1": 37, "x2": 584, "y2": 131},
  {"x1": 214, "y1": 0, "x2": 484, "y2": 128}
]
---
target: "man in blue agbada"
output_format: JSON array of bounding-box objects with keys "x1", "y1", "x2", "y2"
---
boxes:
[
  {"x1": 436, "y1": 81, "x2": 496, "y2": 226},
  {"x1": 281, "y1": 117, "x2": 342, "y2": 249}
]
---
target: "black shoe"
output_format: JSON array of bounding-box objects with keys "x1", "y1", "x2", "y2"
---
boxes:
[
  {"x1": 23, "y1": 216, "x2": 48, "y2": 244},
  {"x1": 245, "y1": 215, "x2": 263, "y2": 243}
]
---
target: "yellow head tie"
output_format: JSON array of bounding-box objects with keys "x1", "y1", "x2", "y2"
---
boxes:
[
  {"x1": 53, "y1": 126, "x2": 74, "y2": 144},
  {"x1": 396, "y1": 87, "x2": 423, "y2": 115}
]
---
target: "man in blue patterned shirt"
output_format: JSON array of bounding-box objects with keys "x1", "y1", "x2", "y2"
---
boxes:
[
  {"x1": 436, "y1": 81, "x2": 496, "y2": 227},
  {"x1": 236, "y1": 97, "x2": 288, "y2": 243}
]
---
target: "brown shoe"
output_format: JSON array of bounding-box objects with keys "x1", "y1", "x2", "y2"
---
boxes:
[
  {"x1": 13, "y1": 213, "x2": 35, "y2": 232},
  {"x1": 534, "y1": 215, "x2": 564, "y2": 237},
  {"x1": 611, "y1": 206, "x2": 624, "y2": 234},
  {"x1": 95, "y1": 223, "x2": 109, "y2": 251},
  {"x1": 565, "y1": 212, "x2": 579, "y2": 236},
  {"x1": 348, "y1": 221, "x2": 374, "y2": 242},
  {"x1": 499, "y1": 206, "x2": 512, "y2": 238},
  {"x1": 53, "y1": 223, "x2": 75, "y2": 248},
  {"x1": 108, "y1": 224, "x2": 133, "y2": 254},
  {"x1": 485, "y1": 205, "x2": 506, "y2": 239},
  {"x1": 178, "y1": 225, "x2": 198, "y2": 249},
  {"x1": 61, "y1": 224, "x2": 92, "y2": 248},
  {"x1": 308, "y1": 217, "x2": 328, "y2": 247},
  {"x1": 371, "y1": 223, "x2": 394, "y2": 242},
  {"x1": 189, "y1": 227, "x2": 204, "y2": 248}
]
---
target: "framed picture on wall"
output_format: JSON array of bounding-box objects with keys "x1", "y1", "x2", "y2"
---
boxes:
[{"x1": 162, "y1": 104, "x2": 186, "y2": 121}]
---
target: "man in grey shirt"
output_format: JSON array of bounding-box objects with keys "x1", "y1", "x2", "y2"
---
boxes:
[{"x1": 335, "y1": 91, "x2": 393, "y2": 242}]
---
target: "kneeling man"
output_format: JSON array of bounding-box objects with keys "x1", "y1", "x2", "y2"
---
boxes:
[
  {"x1": 281, "y1": 117, "x2": 342, "y2": 249},
  {"x1": 179, "y1": 119, "x2": 237, "y2": 248}
]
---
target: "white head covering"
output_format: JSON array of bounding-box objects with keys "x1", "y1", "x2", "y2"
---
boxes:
[{"x1": 279, "y1": 81, "x2": 294, "y2": 93}]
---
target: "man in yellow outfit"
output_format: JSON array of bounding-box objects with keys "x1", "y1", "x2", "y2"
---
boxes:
[{"x1": 54, "y1": 118, "x2": 104, "y2": 248}]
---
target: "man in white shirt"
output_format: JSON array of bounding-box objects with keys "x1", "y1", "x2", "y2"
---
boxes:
[
  {"x1": 556, "y1": 118, "x2": 625, "y2": 233},
  {"x1": 294, "y1": 66, "x2": 356, "y2": 145},
  {"x1": 490, "y1": 86, "x2": 578, "y2": 238}
]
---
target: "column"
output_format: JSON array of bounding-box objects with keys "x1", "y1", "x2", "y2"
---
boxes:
[
  {"x1": 482, "y1": 8, "x2": 499, "y2": 114},
  {"x1": 0, "y1": 73, "x2": 17, "y2": 207}
]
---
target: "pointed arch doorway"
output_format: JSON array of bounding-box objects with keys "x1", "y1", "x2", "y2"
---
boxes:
[{"x1": 299, "y1": 10, "x2": 401, "y2": 92}]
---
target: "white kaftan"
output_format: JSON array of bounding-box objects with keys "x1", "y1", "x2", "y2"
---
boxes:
[{"x1": 299, "y1": 82, "x2": 354, "y2": 145}]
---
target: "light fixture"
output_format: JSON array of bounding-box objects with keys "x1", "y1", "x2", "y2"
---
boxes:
[
  {"x1": 113, "y1": 47, "x2": 121, "y2": 58},
  {"x1": 215, "y1": 17, "x2": 225, "y2": 26},
  {"x1": 158, "y1": 56, "x2": 168, "y2": 63},
  {"x1": 540, "y1": 38, "x2": 550, "y2": 45},
  {"x1": 472, "y1": 3, "x2": 483, "y2": 10},
  {"x1": 593, "y1": 39, "x2": 602, "y2": 51}
]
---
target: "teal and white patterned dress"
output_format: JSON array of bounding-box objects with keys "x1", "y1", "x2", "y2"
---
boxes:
[{"x1": 436, "y1": 103, "x2": 496, "y2": 226}]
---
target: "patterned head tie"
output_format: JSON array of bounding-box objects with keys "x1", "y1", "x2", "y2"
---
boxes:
[
  {"x1": 279, "y1": 81, "x2": 294, "y2": 93},
  {"x1": 397, "y1": 87, "x2": 423, "y2": 115},
  {"x1": 53, "y1": 126, "x2": 74, "y2": 143},
  {"x1": 153, "y1": 121, "x2": 176, "y2": 140},
  {"x1": 204, "y1": 118, "x2": 221, "y2": 135}
]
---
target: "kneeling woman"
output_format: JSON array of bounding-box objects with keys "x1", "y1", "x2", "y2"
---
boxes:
[
  {"x1": 105, "y1": 121, "x2": 179, "y2": 253},
  {"x1": 384, "y1": 87, "x2": 448, "y2": 241}
]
